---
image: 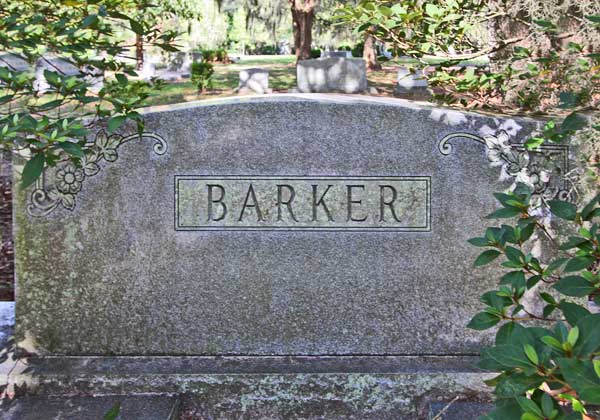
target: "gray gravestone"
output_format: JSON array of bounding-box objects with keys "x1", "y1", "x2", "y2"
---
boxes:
[
  {"x1": 11, "y1": 94, "x2": 570, "y2": 418},
  {"x1": 395, "y1": 67, "x2": 429, "y2": 95},
  {"x1": 33, "y1": 56, "x2": 103, "y2": 93},
  {"x1": 0, "y1": 53, "x2": 30, "y2": 72},
  {"x1": 321, "y1": 50, "x2": 353, "y2": 58},
  {"x1": 236, "y1": 68, "x2": 271, "y2": 94},
  {"x1": 34, "y1": 56, "x2": 80, "y2": 92},
  {"x1": 297, "y1": 57, "x2": 368, "y2": 93}
]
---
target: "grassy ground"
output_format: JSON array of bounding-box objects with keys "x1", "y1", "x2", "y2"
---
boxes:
[{"x1": 143, "y1": 54, "x2": 408, "y2": 107}]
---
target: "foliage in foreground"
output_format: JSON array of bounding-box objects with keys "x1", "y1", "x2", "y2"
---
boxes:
[
  {"x1": 336, "y1": 0, "x2": 599, "y2": 111},
  {"x1": 469, "y1": 185, "x2": 600, "y2": 420},
  {"x1": 0, "y1": 0, "x2": 177, "y2": 188}
]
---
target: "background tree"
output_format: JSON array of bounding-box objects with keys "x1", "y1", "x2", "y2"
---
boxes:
[
  {"x1": 363, "y1": 25, "x2": 381, "y2": 71},
  {"x1": 131, "y1": 0, "x2": 202, "y2": 70},
  {"x1": 290, "y1": 0, "x2": 317, "y2": 60}
]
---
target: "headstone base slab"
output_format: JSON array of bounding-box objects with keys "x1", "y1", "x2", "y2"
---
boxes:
[
  {"x1": 0, "y1": 395, "x2": 180, "y2": 420},
  {"x1": 5, "y1": 355, "x2": 493, "y2": 419}
]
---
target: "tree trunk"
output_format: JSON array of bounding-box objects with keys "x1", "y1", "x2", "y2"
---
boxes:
[
  {"x1": 290, "y1": 1, "x2": 315, "y2": 61},
  {"x1": 135, "y1": 34, "x2": 144, "y2": 71},
  {"x1": 363, "y1": 27, "x2": 381, "y2": 71}
]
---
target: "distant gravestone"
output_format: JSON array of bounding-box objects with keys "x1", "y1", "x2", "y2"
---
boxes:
[
  {"x1": 139, "y1": 60, "x2": 156, "y2": 81},
  {"x1": 12, "y1": 95, "x2": 570, "y2": 418},
  {"x1": 33, "y1": 56, "x2": 103, "y2": 93},
  {"x1": 395, "y1": 67, "x2": 429, "y2": 95},
  {"x1": 0, "y1": 53, "x2": 30, "y2": 72},
  {"x1": 297, "y1": 57, "x2": 368, "y2": 93},
  {"x1": 34, "y1": 57, "x2": 80, "y2": 92},
  {"x1": 321, "y1": 50, "x2": 353, "y2": 58},
  {"x1": 191, "y1": 51, "x2": 202, "y2": 63},
  {"x1": 167, "y1": 52, "x2": 191, "y2": 73},
  {"x1": 82, "y1": 65, "x2": 104, "y2": 93},
  {"x1": 236, "y1": 68, "x2": 271, "y2": 95}
]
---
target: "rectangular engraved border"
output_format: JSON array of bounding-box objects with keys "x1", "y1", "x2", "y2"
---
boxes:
[{"x1": 174, "y1": 175, "x2": 431, "y2": 232}]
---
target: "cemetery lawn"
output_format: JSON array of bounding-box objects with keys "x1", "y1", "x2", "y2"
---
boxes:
[{"x1": 143, "y1": 55, "x2": 401, "y2": 106}]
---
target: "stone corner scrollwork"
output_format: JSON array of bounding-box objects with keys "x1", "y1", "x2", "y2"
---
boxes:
[
  {"x1": 438, "y1": 130, "x2": 570, "y2": 204},
  {"x1": 27, "y1": 130, "x2": 168, "y2": 217}
]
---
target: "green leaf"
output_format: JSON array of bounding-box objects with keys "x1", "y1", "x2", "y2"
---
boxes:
[
  {"x1": 58, "y1": 142, "x2": 84, "y2": 158},
  {"x1": 540, "y1": 292, "x2": 557, "y2": 305},
  {"x1": 480, "y1": 398, "x2": 523, "y2": 420},
  {"x1": 468, "y1": 237, "x2": 490, "y2": 247},
  {"x1": 467, "y1": 311, "x2": 501, "y2": 330},
  {"x1": 559, "y1": 237, "x2": 588, "y2": 251},
  {"x1": 567, "y1": 326, "x2": 579, "y2": 347},
  {"x1": 107, "y1": 115, "x2": 127, "y2": 133},
  {"x1": 593, "y1": 360, "x2": 600, "y2": 379},
  {"x1": 474, "y1": 250, "x2": 502, "y2": 266},
  {"x1": 559, "y1": 302, "x2": 590, "y2": 326},
  {"x1": 559, "y1": 91, "x2": 581, "y2": 109},
  {"x1": 545, "y1": 258, "x2": 568, "y2": 273},
  {"x1": 21, "y1": 153, "x2": 45, "y2": 189},
  {"x1": 486, "y1": 207, "x2": 522, "y2": 219},
  {"x1": 129, "y1": 19, "x2": 144, "y2": 35},
  {"x1": 115, "y1": 73, "x2": 128, "y2": 85},
  {"x1": 104, "y1": 402, "x2": 120, "y2": 420},
  {"x1": 483, "y1": 344, "x2": 534, "y2": 370},
  {"x1": 82, "y1": 14, "x2": 98, "y2": 28},
  {"x1": 548, "y1": 200, "x2": 577, "y2": 220},
  {"x1": 540, "y1": 393, "x2": 554, "y2": 418},
  {"x1": 521, "y1": 414, "x2": 542, "y2": 420},
  {"x1": 34, "y1": 99, "x2": 64, "y2": 111},
  {"x1": 425, "y1": 3, "x2": 442, "y2": 18},
  {"x1": 516, "y1": 396, "x2": 543, "y2": 418},
  {"x1": 157, "y1": 43, "x2": 179, "y2": 52},
  {"x1": 523, "y1": 344, "x2": 539, "y2": 365},
  {"x1": 494, "y1": 373, "x2": 544, "y2": 398},
  {"x1": 556, "y1": 358, "x2": 600, "y2": 404},
  {"x1": 500, "y1": 271, "x2": 526, "y2": 288},
  {"x1": 43, "y1": 69, "x2": 60, "y2": 86},
  {"x1": 525, "y1": 137, "x2": 545, "y2": 150},
  {"x1": 573, "y1": 314, "x2": 600, "y2": 356},
  {"x1": 553, "y1": 276, "x2": 595, "y2": 297},
  {"x1": 564, "y1": 256, "x2": 595, "y2": 273},
  {"x1": 560, "y1": 112, "x2": 587, "y2": 133},
  {"x1": 505, "y1": 246, "x2": 525, "y2": 264},
  {"x1": 541, "y1": 336, "x2": 563, "y2": 351}
]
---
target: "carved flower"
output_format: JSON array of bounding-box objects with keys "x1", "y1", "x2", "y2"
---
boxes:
[
  {"x1": 505, "y1": 151, "x2": 529, "y2": 176},
  {"x1": 483, "y1": 130, "x2": 529, "y2": 176},
  {"x1": 56, "y1": 164, "x2": 84, "y2": 194},
  {"x1": 483, "y1": 131, "x2": 512, "y2": 163},
  {"x1": 528, "y1": 165, "x2": 550, "y2": 190}
]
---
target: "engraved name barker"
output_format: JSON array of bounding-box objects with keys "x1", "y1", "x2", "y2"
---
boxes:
[{"x1": 175, "y1": 176, "x2": 431, "y2": 231}]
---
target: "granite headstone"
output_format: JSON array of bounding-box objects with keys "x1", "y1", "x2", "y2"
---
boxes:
[{"x1": 11, "y1": 94, "x2": 570, "y2": 418}]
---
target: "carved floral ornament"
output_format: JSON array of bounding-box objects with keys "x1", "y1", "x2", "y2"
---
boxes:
[
  {"x1": 26, "y1": 128, "x2": 568, "y2": 217},
  {"x1": 27, "y1": 130, "x2": 168, "y2": 217},
  {"x1": 438, "y1": 130, "x2": 571, "y2": 207}
]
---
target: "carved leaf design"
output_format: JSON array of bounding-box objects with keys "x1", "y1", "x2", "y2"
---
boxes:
[
  {"x1": 61, "y1": 193, "x2": 76, "y2": 210},
  {"x1": 103, "y1": 148, "x2": 118, "y2": 162},
  {"x1": 438, "y1": 130, "x2": 570, "y2": 206},
  {"x1": 27, "y1": 130, "x2": 168, "y2": 217},
  {"x1": 83, "y1": 161, "x2": 100, "y2": 177}
]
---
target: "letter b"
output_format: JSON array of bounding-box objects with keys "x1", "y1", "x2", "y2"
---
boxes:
[{"x1": 207, "y1": 184, "x2": 227, "y2": 221}]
